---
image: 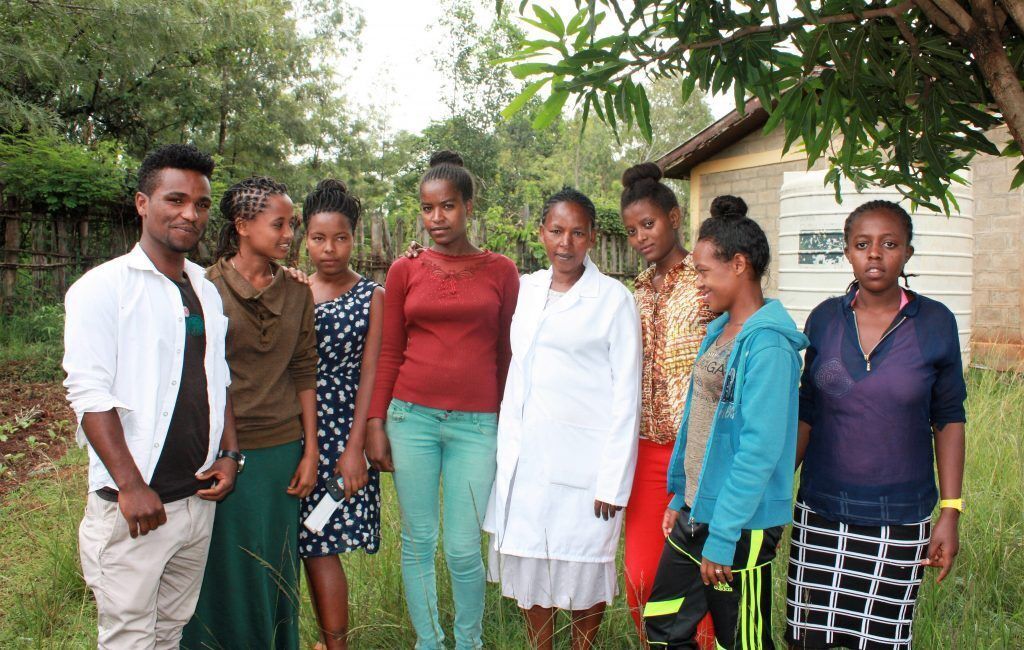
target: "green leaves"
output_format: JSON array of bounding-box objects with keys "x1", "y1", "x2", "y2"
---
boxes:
[
  {"x1": 533, "y1": 86, "x2": 570, "y2": 129},
  {"x1": 502, "y1": 79, "x2": 547, "y2": 119},
  {"x1": 496, "y1": 3, "x2": 650, "y2": 141},
  {"x1": 503, "y1": 0, "x2": 1021, "y2": 210},
  {"x1": 532, "y1": 5, "x2": 565, "y2": 37},
  {"x1": 0, "y1": 0, "x2": 362, "y2": 170},
  {"x1": 1010, "y1": 158, "x2": 1024, "y2": 191},
  {"x1": 0, "y1": 134, "x2": 131, "y2": 214}
]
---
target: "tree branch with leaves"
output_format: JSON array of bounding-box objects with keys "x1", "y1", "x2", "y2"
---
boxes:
[{"x1": 502, "y1": 0, "x2": 1024, "y2": 210}]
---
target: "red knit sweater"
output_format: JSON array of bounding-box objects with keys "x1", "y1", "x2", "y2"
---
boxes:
[{"x1": 368, "y1": 249, "x2": 520, "y2": 419}]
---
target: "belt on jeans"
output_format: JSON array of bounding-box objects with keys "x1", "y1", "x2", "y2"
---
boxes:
[
  {"x1": 95, "y1": 487, "x2": 119, "y2": 502},
  {"x1": 93, "y1": 487, "x2": 197, "y2": 504}
]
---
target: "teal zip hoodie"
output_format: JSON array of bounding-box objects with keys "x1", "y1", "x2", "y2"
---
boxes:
[{"x1": 667, "y1": 298, "x2": 808, "y2": 566}]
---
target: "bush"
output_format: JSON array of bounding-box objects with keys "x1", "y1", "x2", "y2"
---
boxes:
[{"x1": 0, "y1": 135, "x2": 132, "y2": 215}]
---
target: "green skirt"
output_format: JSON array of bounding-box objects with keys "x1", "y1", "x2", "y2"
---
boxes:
[{"x1": 182, "y1": 439, "x2": 302, "y2": 650}]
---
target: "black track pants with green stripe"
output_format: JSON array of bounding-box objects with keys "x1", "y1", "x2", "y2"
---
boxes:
[{"x1": 643, "y1": 512, "x2": 783, "y2": 650}]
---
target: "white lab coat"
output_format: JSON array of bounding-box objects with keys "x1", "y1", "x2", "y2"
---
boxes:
[{"x1": 484, "y1": 257, "x2": 642, "y2": 563}]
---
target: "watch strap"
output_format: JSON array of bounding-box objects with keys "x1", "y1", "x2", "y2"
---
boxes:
[{"x1": 217, "y1": 449, "x2": 243, "y2": 463}]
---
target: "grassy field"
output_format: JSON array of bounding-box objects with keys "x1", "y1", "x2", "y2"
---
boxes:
[{"x1": 0, "y1": 368, "x2": 1021, "y2": 648}]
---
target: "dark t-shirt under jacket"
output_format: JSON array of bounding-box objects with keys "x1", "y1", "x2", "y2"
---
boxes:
[{"x1": 99, "y1": 275, "x2": 212, "y2": 503}]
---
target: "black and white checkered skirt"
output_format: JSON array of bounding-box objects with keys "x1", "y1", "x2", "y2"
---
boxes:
[{"x1": 785, "y1": 500, "x2": 931, "y2": 650}]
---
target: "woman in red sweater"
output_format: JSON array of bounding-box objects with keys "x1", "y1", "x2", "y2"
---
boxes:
[{"x1": 366, "y1": 150, "x2": 519, "y2": 650}]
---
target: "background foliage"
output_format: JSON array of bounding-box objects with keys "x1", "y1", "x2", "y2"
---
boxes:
[
  {"x1": 504, "y1": 0, "x2": 1024, "y2": 211},
  {"x1": 0, "y1": 0, "x2": 712, "y2": 269}
]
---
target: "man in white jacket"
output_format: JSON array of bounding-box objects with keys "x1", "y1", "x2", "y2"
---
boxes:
[{"x1": 63, "y1": 144, "x2": 240, "y2": 649}]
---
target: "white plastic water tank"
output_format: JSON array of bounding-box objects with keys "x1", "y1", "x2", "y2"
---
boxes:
[{"x1": 777, "y1": 170, "x2": 973, "y2": 366}]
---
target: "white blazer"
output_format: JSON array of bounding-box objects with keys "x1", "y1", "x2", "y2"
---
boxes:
[{"x1": 485, "y1": 256, "x2": 641, "y2": 563}]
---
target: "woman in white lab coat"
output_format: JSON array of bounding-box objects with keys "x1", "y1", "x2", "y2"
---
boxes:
[{"x1": 485, "y1": 187, "x2": 642, "y2": 650}]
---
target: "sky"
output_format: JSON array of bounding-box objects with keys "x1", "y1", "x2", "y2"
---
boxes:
[
  {"x1": 343, "y1": 0, "x2": 450, "y2": 135},
  {"x1": 342, "y1": 0, "x2": 736, "y2": 136}
]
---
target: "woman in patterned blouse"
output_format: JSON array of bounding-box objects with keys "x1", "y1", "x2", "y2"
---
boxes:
[{"x1": 619, "y1": 162, "x2": 717, "y2": 648}]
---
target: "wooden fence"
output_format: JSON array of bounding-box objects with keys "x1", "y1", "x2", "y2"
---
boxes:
[
  {"x1": 0, "y1": 202, "x2": 645, "y2": 314},
  {"x1": 1, "y1": 200, "x2": 142, "y2": 314}
]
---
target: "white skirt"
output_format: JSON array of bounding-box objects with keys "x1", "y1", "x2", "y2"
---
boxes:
[{"x1": 486, "y1": 541, "x2": 618, "y2": 611}]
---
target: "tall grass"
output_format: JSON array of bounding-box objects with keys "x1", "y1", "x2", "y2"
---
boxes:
[
  {"x1": 0, "y1": 304, "x2": 66, "y2": 383},
  {"x1": 1, "y1": 370, "x2": 1021, "y2": 647},
  {"x1": 911, "y1": 369, "x2": 1024, "y2": 647},
  {"x1": 0, "y1": 447, "x2": 95, "y2": 646}
]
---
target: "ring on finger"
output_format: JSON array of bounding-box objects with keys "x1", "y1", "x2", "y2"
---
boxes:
[{"x1": 714, "y1": 568, "x2": 723, "y2": 574}]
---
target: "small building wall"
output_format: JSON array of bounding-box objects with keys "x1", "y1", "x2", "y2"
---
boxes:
[
  {"x1": 688, "y1": 127, "x2": 825, "y2": 295},
  {"x1": 970, "y1": 128, "x2": 1024, "y2": 368},
  {"x1": 686, "y1": 125, "x2": 1024, "y2": 369}
]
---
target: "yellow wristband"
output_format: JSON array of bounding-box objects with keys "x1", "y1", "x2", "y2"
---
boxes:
[{"x1": 939, "y1": 498, "x2": 964, "y2": 512}]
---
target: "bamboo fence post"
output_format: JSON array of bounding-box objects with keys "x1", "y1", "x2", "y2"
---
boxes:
[
  {"x1": 1, "y1": 209, "x2": 21, "y2": 316},
  {"x1": 31, "y1": 215, "x2": 48, "y2": 300},
  {"x1": 55, "y1": 219, "x2": 70, "y2": 296}
]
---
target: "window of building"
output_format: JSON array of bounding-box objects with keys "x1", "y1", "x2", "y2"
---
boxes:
[{"x1": 798, "y1": 230, "x2": 845, "y2": 265}]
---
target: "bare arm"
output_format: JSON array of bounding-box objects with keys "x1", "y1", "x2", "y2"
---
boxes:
[
  {"x1": 935, "y1": 422, "x2": 965, "y2": 502},
  {"x1": 923, "y1": 421, "x2": 965, "y2": 582},
  {"x1": 287, "y1": 388, "x2": 319, "y2": 498},
  {"x1": 197, "y1": 394, "x2": 239, "y2": 501},
  {"x1": 795, "y1": 420, "x2": 812, "y2": 470},
  {"x1": 81, "y1": 410, "x2": 166, "y2": 538},
  {"x1": 340, "y1": 287, "x2": 388, "y2": 492},
  {"x1": 287, "y1": 285, "x2": 320, "y2": 498},
  {"x1": 365, "y1": 263, "x2": 410, "y2": 471},
  {"x1": 220, "y1": 394, "x2": 239, "y2": 453}
]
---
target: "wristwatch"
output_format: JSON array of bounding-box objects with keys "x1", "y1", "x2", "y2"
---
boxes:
[{"x1": 217, "y1": 449, "x2": 246, "y2": 474}]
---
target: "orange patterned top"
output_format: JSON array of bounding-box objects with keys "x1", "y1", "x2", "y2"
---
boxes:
[{"x1": 634, "y1": 255, "x2": 716, "y2": 445}]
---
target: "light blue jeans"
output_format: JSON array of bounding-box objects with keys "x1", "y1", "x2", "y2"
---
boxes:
[{"x1": 386, "y1": 398, "x2": 498, "y2": 650}]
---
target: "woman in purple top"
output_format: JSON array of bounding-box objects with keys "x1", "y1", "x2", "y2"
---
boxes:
[{"x1": 786, "y1": 200, "x2": 967, "y2": 650}]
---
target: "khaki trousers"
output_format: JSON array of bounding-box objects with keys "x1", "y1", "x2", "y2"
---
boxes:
[{"x1": 79, "y1": 492, "x2": 215, "y2": 649}]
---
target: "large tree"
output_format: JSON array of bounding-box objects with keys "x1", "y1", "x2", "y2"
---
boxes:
[
  {"x1": 502, "y1": 0, "x2": 1024, "y2": 209},
  {"x1": 0, "y1": 0, "x2": 361, "y2": 171}
]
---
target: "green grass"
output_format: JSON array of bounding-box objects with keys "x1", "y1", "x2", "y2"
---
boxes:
[
  {"x1": 0, "y1": 305, "x2": 66, "y2": 383},
  {"x1": 1, "y1": 370, "x2": 1021, "y2": 648}
]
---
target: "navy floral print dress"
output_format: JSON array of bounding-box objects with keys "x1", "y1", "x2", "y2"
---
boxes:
[{"x1": 299, "y1": 276, "x2": 381, "y2": 557}]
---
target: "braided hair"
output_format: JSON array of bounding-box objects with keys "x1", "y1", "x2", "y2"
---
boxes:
[
  {"x1": 698, "y1": 195, "x2": 771, "y2": 279},
  {"x1": 541, "y1": 186, "x2": 596, "y2": 228},
  {"x1": 620, "y1": 162, "x2": 679, "y2": 213},
  {"x1": 843, "y1": 199, "x2": 916, "y2": 288},
  {"x1": 421, "y1": 150, "x2": 475, "y2": 202},
  {"x1": 215, "y1": 176, "x2": 290, "y2": 260},
  {"x1": 302, "y1": 179, "x2": 361, "y2": 229}
]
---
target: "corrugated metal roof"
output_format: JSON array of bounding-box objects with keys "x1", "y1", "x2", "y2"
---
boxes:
[{"x1": 657, "y1": 97, "x2": 769, "y2": 179}]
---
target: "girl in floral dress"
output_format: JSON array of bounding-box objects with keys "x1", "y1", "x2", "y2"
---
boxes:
[{"x1": 299, "y1": 179, "x2": 385, "y2": 650}]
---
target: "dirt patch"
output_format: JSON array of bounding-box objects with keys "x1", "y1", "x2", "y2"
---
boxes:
[{"x1": 0, "y1": 381, "x2": 75, "y2": 496}]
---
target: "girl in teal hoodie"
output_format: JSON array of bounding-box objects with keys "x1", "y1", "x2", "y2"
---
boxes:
[{"x1": 643, "y1": 196, "x2": 807, "y2": 650}]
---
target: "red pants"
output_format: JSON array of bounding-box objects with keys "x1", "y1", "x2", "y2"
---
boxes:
[{"x1": 625, "y1": 438, "x2": 714, "y2": 649}]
